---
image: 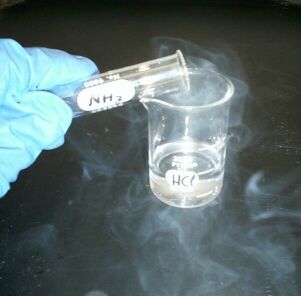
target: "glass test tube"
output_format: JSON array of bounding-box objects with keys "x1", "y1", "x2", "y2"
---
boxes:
[{"x1": 54, "y1": 50, "x2": 189, "y2": 117}]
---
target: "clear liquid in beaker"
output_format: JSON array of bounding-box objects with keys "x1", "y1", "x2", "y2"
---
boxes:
[{"x1": 149, "y1": 141, "x2": 224, "y2": 208}]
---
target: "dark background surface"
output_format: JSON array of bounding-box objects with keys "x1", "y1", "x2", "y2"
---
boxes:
[{"x1": 0, "y1": 1, "x2": 301, "y2": 296}]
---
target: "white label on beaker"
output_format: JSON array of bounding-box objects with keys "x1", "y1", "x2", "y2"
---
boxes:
[
  {"x1": 77, "y1": 79, "x2": 136, "y2": 111},
  {"x1": 165, "y1": 170, "x2": 199, "y2": 191}
]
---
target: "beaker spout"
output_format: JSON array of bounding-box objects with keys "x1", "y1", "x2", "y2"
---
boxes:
[
  {"x1": 140, "y1": 97, "x2": 168, "y2": 111},
  {"x1": 140, "y1": 98, "x2": 152, "y2": 110}
]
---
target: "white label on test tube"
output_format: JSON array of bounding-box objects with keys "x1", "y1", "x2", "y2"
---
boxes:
[
  {"x1": 76, "y1": 79, "x2": 136, "y2": 111},
  {"x1": 165, "y1": 170, "x2": 199, "y2": 191}
]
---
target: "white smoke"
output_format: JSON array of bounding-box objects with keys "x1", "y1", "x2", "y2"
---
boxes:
[{"x1": 61, "y1": 37, "x2": 300, "y2": 295}]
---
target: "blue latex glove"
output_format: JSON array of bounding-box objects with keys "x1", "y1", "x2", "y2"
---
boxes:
[{"x1": 0, "y1": 39, "x2": 98, "y2": 197}]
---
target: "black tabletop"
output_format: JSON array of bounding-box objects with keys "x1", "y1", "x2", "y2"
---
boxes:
[{"x1": 0, "y1": 1, "x2": 301, "y2": 295}]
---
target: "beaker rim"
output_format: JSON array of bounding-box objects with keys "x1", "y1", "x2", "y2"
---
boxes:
[{"x1": 140, "y1": 68, "x2": 234, "y2": 111}]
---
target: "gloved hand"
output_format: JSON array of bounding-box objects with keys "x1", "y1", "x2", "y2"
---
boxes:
[{"x1": 0, "y1": 39, "x2": 98, "y2": 197}]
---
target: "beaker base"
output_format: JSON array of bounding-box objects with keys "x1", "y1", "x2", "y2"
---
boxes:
[{"x1": 149, "y1": 171, "x2": 223, "y2": 208}]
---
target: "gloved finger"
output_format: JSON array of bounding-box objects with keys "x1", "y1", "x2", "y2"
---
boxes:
[
  {"x1": 0, "y1": 174, "x2": 10, "y2": 198},
  {"x1": 0, "y1": 90, "x2": 72, "y2": 184},
  {"x1": 0, "y1": 116, "x2": 41, "y2": 185},
  {"x1": 0, "y1": 39, "x2": 98, "y2": 101},
  {"x1": 0, "y1": 39, "x2": 30, "y2": 104},
  {"x1": 25, "y1": 46, "x2": 98, "y2": 91},
  {"x1": 45, "y1": 135, "x2": 65, "y2": 151},
  {"x1": 10, "y1": 90, "x2": 73, "y2": 149}
]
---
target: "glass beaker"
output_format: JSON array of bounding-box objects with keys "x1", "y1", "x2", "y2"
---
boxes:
[
  {"x1": 54, "y1": 50, "x2": 189, "y2": 117},
  {"x1": 141, "y1": 68, "x2": 234, "y2": 208}
]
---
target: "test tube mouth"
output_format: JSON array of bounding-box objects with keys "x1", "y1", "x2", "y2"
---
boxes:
[
  {"x1": 136, "y1": 50, "x2": 191, "y2": 98},
  {"x1": 175, "y1": 50, "x2": 190, "y2": 91}
]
